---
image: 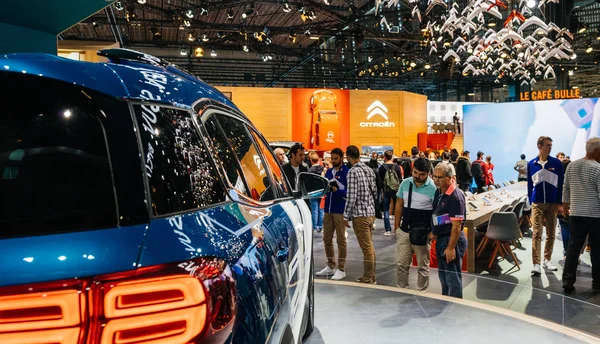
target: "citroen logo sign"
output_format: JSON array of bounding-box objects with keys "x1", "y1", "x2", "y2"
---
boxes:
[
  {"x1": 366, "y1": 100, "x2": 389, "y2": 120},
  {"x1": 360, "y1": 100, "x2": 396, "y2": 128}
]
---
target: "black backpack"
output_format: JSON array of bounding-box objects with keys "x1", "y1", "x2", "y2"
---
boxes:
[{"x1": 471, "y1": 161, "x2": 484, "y2": 182}]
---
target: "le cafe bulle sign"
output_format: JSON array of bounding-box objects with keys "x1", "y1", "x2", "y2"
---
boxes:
[{"x1": 519, "y1": 88, "x2": 581, "y2": 101}]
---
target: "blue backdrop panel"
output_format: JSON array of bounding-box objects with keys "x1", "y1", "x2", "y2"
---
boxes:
[{"x1": 463, "y1": 98, "x2": 600, "y2": 184}]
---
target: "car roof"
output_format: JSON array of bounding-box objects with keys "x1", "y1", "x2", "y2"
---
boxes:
[{"x1": 0, "y1": 48, "x2": 236, "y2": 110}]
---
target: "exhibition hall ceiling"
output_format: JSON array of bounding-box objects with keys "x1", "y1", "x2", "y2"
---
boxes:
[{"x1": 60, "y1": 0, "x2": 600, "y2": 98}]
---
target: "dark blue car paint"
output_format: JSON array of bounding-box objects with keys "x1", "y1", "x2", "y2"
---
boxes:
[{"x1": 0, "y1": 51, "x2": 311, "y2": 344}]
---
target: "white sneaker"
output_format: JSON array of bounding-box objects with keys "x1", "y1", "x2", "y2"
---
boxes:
[
  {"x1": 316, "y1": 266, "x2": 335, "y2": 277},
  {"x1": 331, "y1": 269, "x2": 346, "y2": 280},
  {"x1": 531, "y1": 264, "x2": 541, "y2": 275},
  {"x1": 384, "y1": 231, "x2": 391, "y2": 236},
  {"x1": 543, "y1": 260, "x2": 558, "y2": 271}
]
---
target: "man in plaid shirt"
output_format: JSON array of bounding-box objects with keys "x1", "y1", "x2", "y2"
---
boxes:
[{"x1": 343, "y1": 145, "x2": 378, "y2": 284}]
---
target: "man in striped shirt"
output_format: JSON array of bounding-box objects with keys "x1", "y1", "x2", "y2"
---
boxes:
[
  {"x1": 343, "y1": 145, "x2": 378, "y2": 284},
  {"x1": 562, "y1": 138, "x2": 600, "y2": 293}
]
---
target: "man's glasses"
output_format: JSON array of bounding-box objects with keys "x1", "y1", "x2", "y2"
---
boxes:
[{"x1": 432, "y1": 175, "x2": 448, "y2": 180}]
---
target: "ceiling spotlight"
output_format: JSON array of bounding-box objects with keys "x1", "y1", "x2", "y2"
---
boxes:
[
  {"x1": 500, "y1": 52, "x2": 508, "y2": 58},
  {"x1": 568, "y1": 70, "x2": 574, "y2": 76},
  {"x1": 210, "y1": 48, "x2": 217, "y2": 57},
  {"x1": 188, "y1": 32, "x2": 195, "y2": 41},
  {"x1": 149, "y1": 27, "x2": 161, "y2": 41},
  {"x1": 227, "y1": 10, "x2": 234, "y2": 20},
  {"x1": 424, "y1": 63, "x2": 431, "y2": 69},
  {"x1": 571, "y1": 53, "x2": 577, "y2": 60},
  {"x1": 410, "y1": 62, "x2": 417, "y2": 67},
  {"x1": 587, "y1": 45, "x2": 594, "y2": 53},
  {"x1": 194, "y1": 47, "x2": 204, "y2": 57},
  {"x1": 467, "y1": 47, "x2": 473, "y2": 54},
  {"x1": 488, "y1": 18, "x2": 496, "y2": 27},
  {"x1": 201, "y1": 33, "x2": 209, "y2": 42},
  {"x1": 526, "y1": 0, "x2": 536, "y2": 8},
  {"x1": 185, "y1": 9, "x2": 194, "y2": 18},
  {"x1": 183, "y1": 19, "x2": 191, "y2": 27},
  {"x1": 443, "y1": 41, "x2": 450, "y2": 47},
  {"x1": 126, "y1": 7, "x2": 136, "y2": 22},
  {"x1": 137, "y1": 0, "x2": 146, "y2": 4},
  {"x1": 305, "y1": 29, "x2": 311, "y2": 37},
  {"x1": 114, "y1": 1, "x2": 124, "y2": 10},
  {"x1": 243, "y1": 45, "x2": 249, "y2": 52},
  {"x1": 283, "y1": 2, "x2": 292, "y2": 12},
  {"x1": 518, "y1": 51, "x2": 525, "y2": 58},
  {"x1": 199, "y1": 7, "x2": 208, "y2": 16},
  {"x1": 578, "y1": 22, "x2": 587, "y2": 34},
  {"x1": 92, "y1": 21, "x2": 99, "y2": 28},
  {"x1": 242, "y1": 9, "x2": 254, "y2": 19},
  {"x1": 289, "y1": 32, "x2": 297, "y2": 43},
  {"x1": 180, "y1": 48, "x2": 188, "y2": 56}
]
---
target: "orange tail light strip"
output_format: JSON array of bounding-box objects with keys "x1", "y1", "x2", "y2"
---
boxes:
[
  {"x1": 0, "y1": 290, "x2": 80, "y2": 332},
  {"x1": 104, "y1": 276, "x2": 205, "y2": 318},
  {"x1": 0, "y1": 327, "x2": 80, "y2": 344},
  {"x1": 100, "y1": 305, "x2": 207, "y2": 344}
]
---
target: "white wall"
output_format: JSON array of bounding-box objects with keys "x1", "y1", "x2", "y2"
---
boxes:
[{"x1": 427, "y1": 101, "x2": 489, "y2": 124}]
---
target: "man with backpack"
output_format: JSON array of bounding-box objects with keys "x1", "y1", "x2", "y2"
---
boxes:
[
  {"x1": 379, "y1": 150, "x2": 402, "y2": 236},
  {"x1": 471, "y1": 151, "x2": 488, "y2": 193},
  {"x1": 456, "y1": 151, "x2": 473, "y2": 192}
]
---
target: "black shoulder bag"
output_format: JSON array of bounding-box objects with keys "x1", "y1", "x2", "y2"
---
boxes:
[{"x1": 407, "y1": 182, "x2": 431, "y2": 246}]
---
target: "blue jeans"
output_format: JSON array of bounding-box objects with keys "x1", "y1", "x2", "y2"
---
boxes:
[
  {"x1": 382, "y1": 192, "x2": 396, "y2": 232},
  {"x1": 436, "y1": 232, "x2": 467, "y2": 298},
  {"x1": 310, "y1": 198, "x2": 324, "y2": 230}
]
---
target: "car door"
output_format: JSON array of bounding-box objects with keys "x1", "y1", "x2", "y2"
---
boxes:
[
  {"x1": 197, "y1": 106, "x2": 310, "y2": 343},
  {"x1": 246, "y1": 126, "x2": 313, "y2": 342}
]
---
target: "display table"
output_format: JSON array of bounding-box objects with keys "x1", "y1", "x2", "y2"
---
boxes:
[
  {"x1": 411, "y1": 182, "x2": 527, "y2": 272},
  {"x1": 465, "y1": 182, "x2": 528, "y2": 272}
]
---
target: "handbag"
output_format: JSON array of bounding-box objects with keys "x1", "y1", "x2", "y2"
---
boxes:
[{"x1": 407, "y1": 182, "x2": 430, "y2": 246}]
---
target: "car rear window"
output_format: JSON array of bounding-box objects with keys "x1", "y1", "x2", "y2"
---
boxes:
[{"x1": 0, "y1": 73, "x2": 119, "y2": 238}]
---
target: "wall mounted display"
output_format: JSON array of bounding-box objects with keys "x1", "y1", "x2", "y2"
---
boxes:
[
  {"x1": 464, "y1": 98, "x2": 600, "y2": 183},
  {"x1": 292, "y1": 88, "x2": 350, "y2": 150}
]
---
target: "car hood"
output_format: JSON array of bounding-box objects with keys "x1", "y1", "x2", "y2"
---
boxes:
[{"x1": 0, "y1": 225, "x2": 147, "y2": 287}]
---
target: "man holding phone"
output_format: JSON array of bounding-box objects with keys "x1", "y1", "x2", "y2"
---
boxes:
[
  {"x1": 316, "y1": 148, "x2": 349, "y2": 281},
  {"x1": 431, "y1": 163, "x2": 467, "y2": 298}
]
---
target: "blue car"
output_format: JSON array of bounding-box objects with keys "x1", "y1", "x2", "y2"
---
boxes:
[{"x1": 0, "y1": 49, "x2": 326, "y2": 344}]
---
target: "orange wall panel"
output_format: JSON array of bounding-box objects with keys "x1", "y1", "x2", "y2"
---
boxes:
[{"x1": 291, "y1": 88, "x2": 350, "y2": 149}]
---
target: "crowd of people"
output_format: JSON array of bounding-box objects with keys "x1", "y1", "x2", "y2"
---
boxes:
[
  {"x1": 274, "y1": 135, "x2": 599, "y2": 297},
  {"x1": 275, "y1": 143, "x2": 468, "y2": 298}
]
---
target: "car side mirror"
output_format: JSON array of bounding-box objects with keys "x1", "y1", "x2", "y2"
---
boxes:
[{"x1": 294, "y1": 172, "x2": 329, "y2": 199}]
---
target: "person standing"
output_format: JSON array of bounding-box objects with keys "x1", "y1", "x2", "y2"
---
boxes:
[
  {"x1": 453, "y1": 112, "x2": 461, "y2": 134},
  {"x1": 514, "y1": 154, "x2": 528, "y2": 182},
  {"x1": 456, "y1": 151, "x2": 473, "y2": 192},
  {"x1": 308, "y1": 151, "x2": 325, "y2": 233},
  {"x1": 343, "y1": 145, "x2": 378, "y2": 284},
  {"x1": 394, "y1": 158, "x2": 436, "y2": 291},
  {"x1": 274, "y1": 147, "x2": 288, "y2": 164},
  {"x1": 282, "y1": 143, "x2": 308, "y2": 191},
  {"x1": 528, "y1": 136, "x2": 564, "y2": 275},
  {"x1": 379, "y1": 150, "x2": 402, "y2": 236},
  {"x1": 431, "y1": 163, "x2": 467, "y2": 298},
  {"x1": 316, "y1": 148, "x2": 349, "y2": 281},
  {"x1": 485, "y1": 155, "x2": 495, "y2": 186},
  {"x1": 562, "y1": 138, "x2": 600, "y2": 293},
  {"x1": 471, "y1": 151, "x2": 488, "y2": 193}
]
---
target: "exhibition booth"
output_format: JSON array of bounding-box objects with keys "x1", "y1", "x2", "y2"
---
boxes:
[{"x1": 216, "y1": 86, "x2": 428, "y2": 154}]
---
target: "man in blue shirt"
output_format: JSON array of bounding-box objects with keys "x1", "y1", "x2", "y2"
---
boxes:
[
  {"x1": 431, "y1": 163, "x2": 467, "y2": 298},
  {"x1": 527, "y1": 136, "x2": 564, "y2": 275},
  {"x1": 394, "y1": 158, "x2": 437, "y2": 291},
  {"x1": 316, "y1": 148, "x2": 349, "y2": 281}
]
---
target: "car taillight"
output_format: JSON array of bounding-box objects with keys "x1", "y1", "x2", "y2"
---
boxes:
[{"x1": 0, "y1": 257, "x2": 236, "y2": 344}]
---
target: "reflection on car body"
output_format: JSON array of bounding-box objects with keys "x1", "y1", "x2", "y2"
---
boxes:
[{"x1": 0, "y1": 48, "x2": 327, "y2": 344}]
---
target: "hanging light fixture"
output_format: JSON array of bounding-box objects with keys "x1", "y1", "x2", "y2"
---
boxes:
[
  {"x1": 194, "y1": 47, "x2": 204, "y2": 57},
  {"x1": 210, "y1": 48, "x2": 217, "y2": 57}
]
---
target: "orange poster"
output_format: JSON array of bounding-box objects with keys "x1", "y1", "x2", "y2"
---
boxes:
[{"x1": 291, "y1": 88, "x2": 350, "y2": 151}]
